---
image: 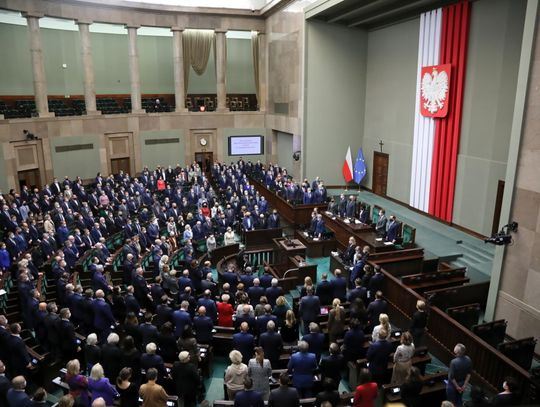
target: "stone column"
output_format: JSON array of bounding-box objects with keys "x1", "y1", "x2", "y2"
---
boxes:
[
  {"x1": 171, "y1": 27, "x2": 187, "y2": 113},
  {"x1": 126, "y1": 25, "x2": 145, "y2": 114},
  {"x1": 23, "y1": 12, "x2": 53, "y2": 118},
  {"x1": 215, "y1": 29, "x2": 228, "y2": 112},
  {"x1": 76, "y1": 20, "x2": 100, "y2": 115},
  {"x1": 258, "y1": 32, "x2": 267, "y2": 112}
]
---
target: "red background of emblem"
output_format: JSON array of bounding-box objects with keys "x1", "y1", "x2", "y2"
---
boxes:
[{"x1": 420, "y1": 63, "x2": 451, "y2": 118}]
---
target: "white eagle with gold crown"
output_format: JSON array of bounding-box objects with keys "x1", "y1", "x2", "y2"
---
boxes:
[{"x1": 421, "y1": 67, "x2": 449, "y2": 114}]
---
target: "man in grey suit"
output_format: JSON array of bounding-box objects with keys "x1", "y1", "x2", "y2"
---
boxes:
[
  {"x1": 375, "y1": 209, "x2": 387, "y2": 237},
  {"x1": 268, "y1": 372, "x2": 300, "y2": 407}
]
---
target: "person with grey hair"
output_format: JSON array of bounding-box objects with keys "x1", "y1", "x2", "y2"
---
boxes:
[
  {"x1": 259, "y1": 320, "x2": 283, "y2": 367},
  {"x1": 100, "y1": 333, "x2": 122, "y2": 385},
  {"x1": 225, "y1": 350, "x2": 249, "y2": 400},
  {"x1": 84, "y1": 333, "x2": 101, "y2": 373},
  {"x1": 287, "y1": 340, "x2": 318, "y2": 398},
  {"x1": 171, "y1": 351, "x2": 200, "y2": 407},
  {"x1": 446, "y1": 343, "x2": 472, "y2": 406},
  {"x1": 141, "y1": 342, "x2": 167, "y2": 381},
  {"x1": 265, "y1": 278, "x2": 284, "y2": 308}
]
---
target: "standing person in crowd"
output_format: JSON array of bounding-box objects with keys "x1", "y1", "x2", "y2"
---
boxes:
[
  {"x1": 116, "y1": 368, "x2": 139, "y2": 407},
  {"x1": 139, "y1": 368, "x2": 169, "y2": 407},
  {"x1": 446, "y1": 343, "x2": 472, "y2": 407},
  {"x1": 225, "y1": 350, "x2": 249, "y2": 401},
  {"x1": 352, "y1": 368, "x2": 378, "y2": 407},
  {"x1": 248, "y1": 347, "x2": 272, "y2": 400},
  {"x1": 64, "y1": 359, "x2": 90, "y2": 407},
  {"x1": 287, "y1": 340, "x2": 318, "y2": 398},
  {"x1": 391, "y1": 331, "x2": 415, "y2": 385},
  {"x1": 327, "y1": 298, "x2": 346, "y2": 344},
  {"x1": 171, "y1": 351, "x2": 200, "y2": 407},
  {"x1": 234, "y1": 376, "x2": 264, "y2": 407},
  {"x1": 400, "y1": 367, "x2": 423, "y2": 407},
  {"x1": 410, "y1": 300, "x2": 428, "y2": 347},
  {"x1": 366, "y1": 328, "x2": 393, "y2": 386},
  {"x1": 88, "y1": 363, "x2": 119, "y2": 406},
  {"x1": 281, "y1": 309, "x2": 299, "y2": 344},
  {"x1": 268, "y1": 372, "x2": 300, "y2": 407},
  {"x1": 372, "y1": 313, "x2": 392, "y2": 342}
]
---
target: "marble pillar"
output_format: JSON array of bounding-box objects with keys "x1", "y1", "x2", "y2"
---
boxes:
[
  {"x1": 77, "y1": 20, "x2": 100, "y2": 115},
  {"x1": 23, "y1": 13, "x2": 53, "y2": 118},
  {"x1": 126, "y1": 25, "x2": 145, "y2": 114},
  {"x1": 171, "y1": 27, "x2": 187, "y2": 113},
  {"x1": 258, "y1": 32, "x2": 267, "y2": 112},
  {"x1": 215, "y1": 29, "x2": 228, "y2": 112}
]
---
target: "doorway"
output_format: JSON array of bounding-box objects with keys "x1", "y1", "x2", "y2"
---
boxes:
[
  {"x1": 111, "y1": 157, "x2": 131, "y2": 174},
  {"x1": 194, "y1": 152, "x2": 213, "y2": 173},
  {"x1": 372, "y1": 151, "x2": 389, "y2": 196},
  {"x1": 18, "y1": 168, "x2": 41, "y2": 191}
]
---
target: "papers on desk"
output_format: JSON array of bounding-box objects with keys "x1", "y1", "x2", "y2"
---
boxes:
[
  {"x1": 375, "y1": 238, "x2": 383, "y2": 242},
  {"x1": 331, "y1": 251, "x2": 339, "y2": 257},
  {"x1": 303, "y1": 232, "x2": 309, "y2": 237},
  {"x1": 332, "y1": 217, "x2": 337, "y2": 220},
  {"x1": 343, "y1": 219, "x2": 350, "y2": 224},
  {"x1": 354, "y1": 219, "x2": 361, "y2": 224},
  {"x1": 313, "y1": 238, "x2": 319, "y2": 241},
  {"x1": 325, "y1": 211, "x2": 333, "y2": 216},
  {"x1": 384, "y1": 241, "x2": 394, "y2": 246}
]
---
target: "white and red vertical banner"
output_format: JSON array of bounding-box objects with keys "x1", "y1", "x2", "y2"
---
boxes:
[{"x1": 409, "y1": 0, "x2": 470, "y2": 222}]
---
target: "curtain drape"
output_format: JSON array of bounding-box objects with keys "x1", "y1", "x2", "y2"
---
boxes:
[
  {"x1": 251, "y1": 31, "x2": 260, "y2": 107},
  {"x1": 182, "y1": 29, "x2": 215, "y2": 94}
]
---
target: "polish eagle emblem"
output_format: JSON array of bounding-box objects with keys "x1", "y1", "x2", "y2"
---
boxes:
[{"x1": 420, "y1": 64, "x2": 451, "y2": 117}]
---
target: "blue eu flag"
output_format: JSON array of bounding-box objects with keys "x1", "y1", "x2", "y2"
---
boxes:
[{"x1": 354, "y1": 148, "x2": 367, "y2": 184}]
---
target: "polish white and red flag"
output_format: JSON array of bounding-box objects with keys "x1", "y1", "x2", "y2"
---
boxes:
[{"x1": 342, "y1": 146, "x2": 353, "y2": 182}]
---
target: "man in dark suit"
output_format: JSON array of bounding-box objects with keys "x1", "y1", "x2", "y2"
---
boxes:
[
  {"x1": 139, "y1": 312, "x2": 159, "y2": 348},
  {"x1": 92, "y1": 265, "x2": 111, "y2": 294},
  {"x1": 268, "y1": 372, "x2": 300, "y2": 407},
  {"x1": 256, "y1": 305, "x2": 277, "y2": 335},
  {"x1": 368, "y1": 265, "x2": 385, "y2": 298},
  {"x1": 7, "y1": 324, "x2": 31, "y2": 378},
  {"x1": 287, "y1": 341, "x2": 318, "y2": 398},
  {"x1": 193, "y1": 306, "x2": 214, "y2": 344},
  {"x1": 265, "y1": 278, "x2": 284, "y2": 308},
  {"x1": 348, "y1": 278, "x2": 368, "y2": 306},
  {"x1": 234, "y1": 376, "x2": 264, "y2": 407},
  {"x1": 386, "y1": 215, "x2": 400, "y2": 243},
  {"x1": 267, "y1": 210, "x2": 280, "y2": 229},
  {"x1": 197, "y1": 290, "x2": 217, "y2": 323},
  {"x1": 330, "y1": 269, "x2": 347, "y2": 302},
  {"x1": 43, "y1": 303, "x2": 60, "y2": 360},
  {"x1": 101, "y1": 333, "x2": 123, "y2": 383},
  {"x1": 315, "y1": 273, "x2": 333, "y2": 306},
  {"x1": 367, "y1": 291, "x2": 388, "y2": 329},
  {"x1": 233, "y1": 322, "x2": 255, "y2": 364},
  {"x1": 346, "y1": 195, "x2": 356, "y2": 219},
  {"x1": 359, "y1": 205, "x2": 370, "y2": 224},
  {"x1": 91, "y1": 290, "x2": 116, "y2": 343},
  {"x1": 302, "y1": 323, "x2": 325, "y2": 362},
  {"x1": 319, "y1": 343, "x2": 345, "y2": 388},
  {"x1": 299, "y1": 287, "x2": 320, "y2": 334},
  {"x1": 241, "y1": 212, "x2": 255, "y2": 232},
  {"x1": 57, "y1": 308, "x2": 79, "y2": 362},
  {"x1": 259, "y1": 321, "x2": 283, "y2": 367},
  {"x1": 141, "y1": 343, "x2": 167, "y2": 381},
  {"x1": 6, "y1": 376, "x2": 31, "y2": 407},
  {"x1": 235, "y1": 305, "x2": 256, "y2": 333},
  {"x1": 375, "y1": 209, "x2": 387, "y2": 237},
  {"x1": 247, "y1": 278, "x2": 265, "y2": 305},
  {"x1": 366, "y1": 328, "x2": 393, "y2": 386},
  {"x1": 172, "y1": 301, "x2": 192, "y2": 338}
]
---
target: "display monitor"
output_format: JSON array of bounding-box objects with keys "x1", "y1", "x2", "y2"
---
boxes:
[{"x1": 228, "y1": 135, "x2": 264, "y2": 156}]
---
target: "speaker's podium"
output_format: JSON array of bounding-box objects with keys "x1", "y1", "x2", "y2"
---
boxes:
[{"x1": 269, "y1": 237, "x2": 317, "y2": 289}]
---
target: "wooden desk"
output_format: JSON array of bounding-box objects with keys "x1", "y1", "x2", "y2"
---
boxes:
[
  {"x1": 294, "y1": 230, "x2": 336, "y2": 258},
  {"x1": 244, "y1": 228, "x2": 282, "y2": 251},
  {"x1": 383, "y1": 372, "x2": 447, "y2": 405},
  {"x1": 273, "y1": 237, "x2": 306, "y2": 264},
  {"x1": 322, "y1": 212, "x2": 394, "y2": 253}
]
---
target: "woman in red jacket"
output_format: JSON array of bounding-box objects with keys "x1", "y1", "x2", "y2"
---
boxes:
[
  {"x1": 217, "y1": 293, "x2": 234, "y2": 327},
  {"x1": 353, "y1": 368, "x2": 378, "y2": 407}
]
